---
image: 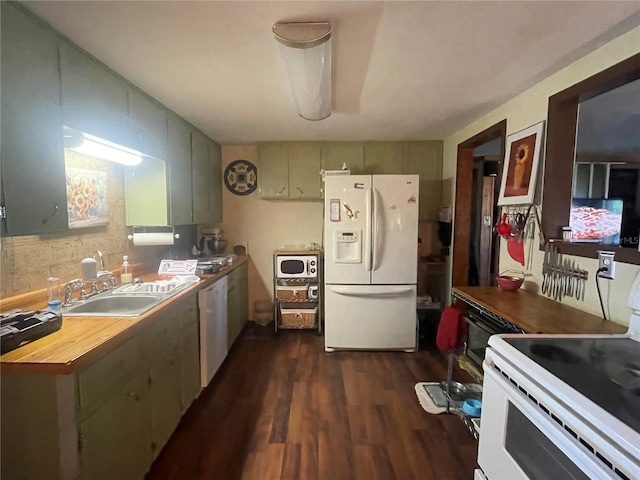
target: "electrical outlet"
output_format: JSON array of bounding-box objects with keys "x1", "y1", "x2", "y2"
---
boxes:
[{"x1": 598, "y1": 251, "x2": 616, "y2": 280}]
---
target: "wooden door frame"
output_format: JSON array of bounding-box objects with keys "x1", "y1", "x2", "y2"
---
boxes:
[{"x1": 452, "y1": 120, "x2": 507, "y2": 287}]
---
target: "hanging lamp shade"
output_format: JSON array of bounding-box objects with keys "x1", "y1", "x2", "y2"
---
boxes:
[{"x1": 272, "y1": 21, "x2": 332, "y2": 121}]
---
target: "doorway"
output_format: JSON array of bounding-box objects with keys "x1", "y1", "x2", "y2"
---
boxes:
[{"x1": 452, "y1": 120, "x2": 506, "y2": 287}]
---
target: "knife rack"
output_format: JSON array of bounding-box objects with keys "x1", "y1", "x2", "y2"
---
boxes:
[{"x1": 541, "y1": 240, "x2": 589, "y2": 301}]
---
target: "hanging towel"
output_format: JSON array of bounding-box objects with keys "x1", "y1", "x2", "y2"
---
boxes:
[{"x1": 436, "y1": 306, "x2": 467, "y2": 352}]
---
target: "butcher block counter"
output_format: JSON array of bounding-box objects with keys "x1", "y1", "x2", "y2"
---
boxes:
[
  {"x1": 0, "y1": 256, "x2": 249, "y2": 375},
  {"x1": 452, "y1": 286, "x2": 627, "y2": 335}
]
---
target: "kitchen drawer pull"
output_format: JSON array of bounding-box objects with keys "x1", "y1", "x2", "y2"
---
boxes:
[
  {"x1": 278, "y1": 186, "x2": 286, "y2": 195},
  {"x1": 296, "y1": 186, "x2": 304, "y2": 194},
  {"x1": 127, "y1": 391, "x2": 141, "y2": 401},
  {"x1": 41, "y1": 203, "x2": 59, "y2": 224}
]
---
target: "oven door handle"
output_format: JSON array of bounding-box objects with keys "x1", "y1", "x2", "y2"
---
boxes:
[{"x1": 465, "y1": 314, "x2": 500, "y2": 336}]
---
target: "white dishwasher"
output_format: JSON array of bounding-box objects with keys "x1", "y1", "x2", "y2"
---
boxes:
[{"x1": 198, "y1": 276, "x2": 228, "y2": 387}]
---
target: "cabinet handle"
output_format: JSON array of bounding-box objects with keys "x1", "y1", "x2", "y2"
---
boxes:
[
  {"x1": 296, "y1": 186, "x2": 304, "y2": 194},
  {"x1": 278, "y1": 187, "x2": 286, "y2": 195},
  {"x1": 127, "y1": 391, "x2": 141, "y2": 401},
  {"x1": 41, "y1": 203, "x2": 59, "y2": 224}
]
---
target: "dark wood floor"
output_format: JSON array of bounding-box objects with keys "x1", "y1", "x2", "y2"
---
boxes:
[{"x1": 146, "y1": 325, "x2": 478, "y2": 480}]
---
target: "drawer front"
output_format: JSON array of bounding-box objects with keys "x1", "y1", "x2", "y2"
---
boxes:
[
  {"x1": 78, "y1": 335, "x2": 144, "y2": 413},
  {"x1": 146, "y1": 309, "x2": 179, "y2": 358}
]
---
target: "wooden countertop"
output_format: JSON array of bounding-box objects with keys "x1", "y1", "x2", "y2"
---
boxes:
[
  {"x1": 0, "y1": 257, "x2": 249, "y2": 375},
  {"x1": 453, "y1": 286, "x2": 627, "y2": 335}
]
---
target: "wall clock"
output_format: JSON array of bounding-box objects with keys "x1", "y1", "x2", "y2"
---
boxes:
[{"x1": 224, "y1": 160, "x2": 257, "y2": 195}]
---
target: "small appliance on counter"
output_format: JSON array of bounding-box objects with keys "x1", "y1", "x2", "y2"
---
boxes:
[
  {"x1": 1, "y1": 310, "x2": 63, "y2": 354},
  {"x1": 198, "y1": 228, "x2": 227, "y2": 257}
]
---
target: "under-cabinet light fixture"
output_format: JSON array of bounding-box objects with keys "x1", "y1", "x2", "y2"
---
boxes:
[
  {"x1": 66, "y1": 130, "x2": 142, "y2": 166},
  {"x1": 272, "y1": 21, "x2": 332, "y2": 121}
]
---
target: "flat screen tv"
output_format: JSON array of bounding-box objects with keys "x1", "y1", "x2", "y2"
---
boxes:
[{"x1": 569, "y1": 198, "x2": 623, "y2": 245}]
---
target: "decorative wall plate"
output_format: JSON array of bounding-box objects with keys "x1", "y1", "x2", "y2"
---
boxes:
[{"x1": 224, "y1": 160, "x2": 257, "y2": 195}]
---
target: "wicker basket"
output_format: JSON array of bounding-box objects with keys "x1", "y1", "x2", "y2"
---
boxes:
[
  {"x1": 276, "y1": 284, "x2": 308, "y2": 300},
  {"x1": 280, "y1": 307, "x2": 317, "y2": 328}
]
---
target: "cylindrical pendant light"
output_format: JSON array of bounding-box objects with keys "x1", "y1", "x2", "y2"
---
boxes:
[{"x1": 272, "y1": 21, "x2": 332, "y2": 121}]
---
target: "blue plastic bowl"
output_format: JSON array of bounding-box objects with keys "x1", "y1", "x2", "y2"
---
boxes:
[{"x1": 461, "y1": 399, "x2": 482, "y2": 417}]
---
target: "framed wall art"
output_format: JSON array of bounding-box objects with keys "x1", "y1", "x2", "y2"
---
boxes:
[
  {"x1": 497, "y1": 121, "x2": 545, "y2": 206},
  {"x1": 66, "y1": 166, "x2": 109, "y2": 229}
]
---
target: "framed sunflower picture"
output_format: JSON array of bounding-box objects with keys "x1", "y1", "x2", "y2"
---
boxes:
[{"x1": 497, "y1": 121, "x2": 545, "y2": 206}]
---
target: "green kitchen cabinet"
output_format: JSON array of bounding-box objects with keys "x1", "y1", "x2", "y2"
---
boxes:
[
  {"x1": 60, "y1": 42, "x2": 131, "y2": 146},
  {"x1": 403, "y1": 142, "x2": 443, "y2": 220},
  {"x1": 168, "y1": 115, "x2": 194, "y2": 225},
  {"x1": 180, "y1": 322, "x2": 201, "y2": 412},
  {"x1": 178, "y1": 295, "x2": 201, "y2": 413},
  {"x1": 78, "y1": 375, "x2": 150, "y2": 480},
  {"x1": 148, "y1": 342, "x2": 182, "y2": 459},
  {"x1": 128, "y1": 89, "x2": 168, "y2": 160},
  {"x1": 227, "y1": 263, "x2": 248, "y2": 348},
  {"x1": 288, "y1": 143, "x2": 323, "y2": 200},
  {"x1": 363, "y1": 142, "x2": 404, "y2": 174},
  {"x1": 258, "y1": 142, "x2": 289, "y2": 199},
  {"x1": 0, "y1": 2, "x2": 68, "y2": 236},
  {"x1": 208, "y1": 140, "x2": 223, "y2": 224},
  {"x1": 321, "y1": 142, "x2": 365, "y2": 173},
  {"x1": 191, "y1": 130, "x2": 212, "y2": 225},
  {"x1": 259, "y1": 142, "x2": 323, "y2": 200}
]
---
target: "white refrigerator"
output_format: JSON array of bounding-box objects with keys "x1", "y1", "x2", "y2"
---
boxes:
[{"x1": 323, "y1": 174, "x2": 419, "y2": 351}]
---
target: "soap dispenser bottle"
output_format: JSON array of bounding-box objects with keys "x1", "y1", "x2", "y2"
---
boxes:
[{"x1": 121, "y1": 255, "x2": 132, "y2": 284}]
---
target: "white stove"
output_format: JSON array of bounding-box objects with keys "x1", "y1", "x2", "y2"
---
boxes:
[{"x1": 475, "y1": 315, "x2": 640, "y2": 480}]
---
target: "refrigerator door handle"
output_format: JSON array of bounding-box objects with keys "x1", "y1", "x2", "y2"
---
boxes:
[
  {"x1": 365, "y1": 188, "x2": 373, "y2": 272},
  {"x1": 372, "y1": 188, "x2": 383, "y2": 271},
  {"x1": 329, "y1": 286, "x2": 414, "y2": 297}
]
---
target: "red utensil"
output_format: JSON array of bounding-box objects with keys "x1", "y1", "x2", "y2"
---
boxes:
[
  {"x1": 507, "y1": 236, "x2": 525, "y2": 265},
  {"x1": 496, "y1": 213, "x2": 512, "y2": 239}
]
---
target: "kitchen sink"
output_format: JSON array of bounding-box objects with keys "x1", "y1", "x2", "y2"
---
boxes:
[
  {"x1": 61, "y1": 294, "x2": 165, "y2": 317},
  {"x1": 60, "y1": 280, "x2": 194, "y2": 317}
]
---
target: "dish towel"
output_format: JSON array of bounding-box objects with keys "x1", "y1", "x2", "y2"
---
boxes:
[{"x1": 436, "y1": 305, "x2": 467, "y2": 352}]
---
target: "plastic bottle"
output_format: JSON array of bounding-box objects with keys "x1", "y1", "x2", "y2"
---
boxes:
[{"x1": 121, "y1": 255, "x2": 132, "y2": 284}]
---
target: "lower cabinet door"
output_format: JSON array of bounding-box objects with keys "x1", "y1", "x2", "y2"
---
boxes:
[
  {"x1": 149, "y1": 342, "x2": 182, "y2": 458},
  {"x1": 227, "y1": 285, "x2": 241, "y2": 347},
  {"x1": 179, "y1": 323, "x2": 201, "y2": 412},
  {"x1": 79, "y1": 374, "x2": 150, "y2": 480}
]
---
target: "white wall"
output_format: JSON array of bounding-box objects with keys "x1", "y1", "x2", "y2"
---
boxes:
[
  {"x1": 442, "y1": 26, "x2": 640, "y2": 327},
  {"x1": 218, "y1": 145, "x2": 323, "y2": 318}
]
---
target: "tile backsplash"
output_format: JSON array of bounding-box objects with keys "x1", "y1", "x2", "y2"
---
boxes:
[{"x1": 0, "y1": 151, "x2": 179, "y2": 298}]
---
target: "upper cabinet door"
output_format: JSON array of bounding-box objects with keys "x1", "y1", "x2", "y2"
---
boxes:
[
  {"x1": 321, "y1": 142, "x2": 365, "y2": 174},
  {"x1": 403, "y1": 142, "x2": 443, "y2": 220},
  {"x1": 363, "y1": 143, "x2": 404, "y2": 174},
  {"x1": 191, "y1": 130, "x2": 211, "y2": 225},
  {"x1": 60, "y1": 42, "x2": 131, "y2": 146},
  {"x1": 128, "y1": 90, "x2": 168, "y2": 160},
  {"x1": 0, "y1": 2, "x2": 68, "y2": 236},
  {"x1": 208, "y1": 140, "x2": 223, "y2": 225},
  {"x1": 288, "y1": 143, "x2": 322, "y2": 200},
  {"x1": 258, "y1": 143, "x2": 289, "y2": 199},
  {"x1": 167, "y1": 116, "x2": 193, "y2": 225}
]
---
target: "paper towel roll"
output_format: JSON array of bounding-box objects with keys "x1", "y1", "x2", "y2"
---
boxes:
[{"x1": 131, "y1": 232, "x2": 175, "y2": 246}]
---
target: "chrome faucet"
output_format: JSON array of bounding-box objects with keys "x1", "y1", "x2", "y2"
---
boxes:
[
  {"x1": 92, "y1": 250, "x2": 105, "y2": 272},
  {"x1": 63, "y1": 279, "x2": 86, "y2": 306}
]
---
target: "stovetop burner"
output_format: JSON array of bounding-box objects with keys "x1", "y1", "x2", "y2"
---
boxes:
[{"x1": 505, "y1": 337, "x2": 640, "y2": 434}]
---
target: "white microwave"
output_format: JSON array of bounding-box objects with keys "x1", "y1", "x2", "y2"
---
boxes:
[{"x1": 276, "y1": 255, "x2": 318, "y2": 279}]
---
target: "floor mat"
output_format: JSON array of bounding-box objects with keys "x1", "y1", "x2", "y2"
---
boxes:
[
  {"x1": 415, "y1": 382, "x2": 449, "y2": 414},
  {"x1": 415, "y1": 382, "x2": 483, "y2": 415}
]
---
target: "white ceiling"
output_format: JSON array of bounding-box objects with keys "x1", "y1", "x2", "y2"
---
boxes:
[{"x1": 23, "y1": 1, "x2": 640, "y2": 145}]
